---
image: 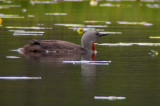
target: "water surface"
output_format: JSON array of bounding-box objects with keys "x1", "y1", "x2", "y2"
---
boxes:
[{"x1": 0, "y1": 0, "x2": 160, "y2": 106}]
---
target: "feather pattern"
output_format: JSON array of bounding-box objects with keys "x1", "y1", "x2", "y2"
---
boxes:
[{"x1": 22, "y1": 40, "x2": 85, "y2": 53}]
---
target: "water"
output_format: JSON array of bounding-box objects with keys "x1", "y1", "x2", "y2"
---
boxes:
[{"x1": 0, "y1": 0, "x2": 160, "y2": 106}]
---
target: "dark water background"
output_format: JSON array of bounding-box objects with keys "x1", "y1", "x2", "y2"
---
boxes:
[{"x1": 0, "y1": 0, "x2": 160, "y2": 106}]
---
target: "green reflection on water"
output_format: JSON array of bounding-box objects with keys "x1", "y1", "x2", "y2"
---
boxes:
[{"x1": 0, "y1": 0, "x2": 160, "y2": 106}]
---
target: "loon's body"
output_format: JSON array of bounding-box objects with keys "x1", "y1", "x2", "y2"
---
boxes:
[{"x1": 20, "y1": 30, "x2": 108, "y2": 54}]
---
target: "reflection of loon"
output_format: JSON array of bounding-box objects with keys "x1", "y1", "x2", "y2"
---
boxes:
[{"x1": 20, "y1": 31, "x2": 109, "y2": 54}]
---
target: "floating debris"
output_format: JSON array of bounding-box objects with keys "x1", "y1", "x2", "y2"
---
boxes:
[
  {"x1": 77, "y1": 28, "x2": 84, "y2": 34},
  {"x1": 45, "y1": 13, "x2": 67, "y2": 16},
  {"x1": 0, "y1": 76, "x2": 42, "y2": 80},
  {"x1": 6, "y1": 26, "x2": 52, "y2": 29},
  {"x1": 94, "y1": 96, "x2": 126, "y2": 101},
  {"x1": 0, "y1": 18, "x2": 2, "y2": 25},
  {"x1": 149, "y1": 50, "x2": 158, "y2": 56},
  {"x1": 0, "y1": 14, "x2": 24, "y2": 18},
  {"x1": 117, "y1": 21, "x2": 153, "y2": 26},
  {"x1": 6, "y1": 56, "x2": 20, "y2": 59},
  {"x1": 63, "y1": 60, "x2": 111, "y2": 65},
  {"x1": 97, "y1": 43, "x2": 160, "y2": 46},
  {"x1": 100, "y1": 3, "x2": 121, "y2": 7}
]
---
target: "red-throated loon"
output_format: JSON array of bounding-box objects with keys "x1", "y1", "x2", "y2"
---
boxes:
[{"x1": 20, "y1": 30, "x2": 109, "y2": 54}]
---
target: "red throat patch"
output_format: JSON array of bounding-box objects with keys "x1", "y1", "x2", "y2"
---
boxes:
[
  {"x1": 92, "y1": 53, "x2": 96, "y2": 61},
  {"x1": 92, "y1": 42, "x2": 96, "y2": 51}
]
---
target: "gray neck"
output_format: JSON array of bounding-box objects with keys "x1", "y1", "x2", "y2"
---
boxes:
[{"x1": 81, "y1": 38, "x2": 93, "y2": 51}]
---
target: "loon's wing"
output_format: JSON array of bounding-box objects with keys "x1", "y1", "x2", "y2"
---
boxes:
[{"x1": 23, "y1": 40, "x2": 82, "y2": 52}]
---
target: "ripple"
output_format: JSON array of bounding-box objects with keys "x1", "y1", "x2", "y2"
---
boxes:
[
  {"x1": 149, "y1": 36, "x2": 160, "y2": 39},
  {"x1": 45, "y1": 13, "x2": 67, "y2": 16},
  {"x1": 117, "y1": 21, "x2": 153, "y2": 26},
  {"x1": 0, "y1": 5, "x2": 20, "y2": 9},
  {"x1": 6, "y1": 26, "x2": 52, "y2": 29},
  {"x1": 10, "y1": 48, "x2": 22, "y2": 53},
  {"x1": 30, "y1": 1, "x2": 57, "y2": 4},
  {"x1": 54, "y1": 23, "x2": 84, "y2": 27},
  {"x1": 84, "y1": 20, "x2": 112, "y2": 24},
  {"x1": 0, "y1": 76, "x2": 42, "y2": 80},
  {"x1": 55, "y1": 23, "x2": 108, "y2": 28},
  {"x1": 9, "y1": 30, "x2": 45, "y2": 34},
  {"x1": 63, "y1": 60, "x2": 111, "y2": 65},
  {"x1": 99, "y1": 31, "x2": 122, "y2": 34},
  {"x1": 94, "y1": 96, "x2": 126, "y2": 101},
  {"x1": 13, "y1": 33, "x2": 43, "y2": 36},
  {"x1": 100, "y1": 3, "x2": 121, "y2": 7},
  {"x1": 146, "y1": 4, "x2": 160, "y2": 8},
  {"x1": 84, "y1": 20, "x2": 111, "y2": 24},
  {"x1": 2, "y1": 1, "x2": 12, "y2": 3},
  {"x1": 86, "y1": 25, "x2": 107, "y2": 28},
  {"x1": 6, "y1": 56, "x2": 20, "y2": 59},
  {"x1": 0, "y1": 14, "x2": 24, "y2": 18},
  {"x1": 27, "y1": 15, "x2": 35, "y2": 17},
  {"x1": 97, "y1": 43, "x2": 160, "y2": 46},
  {"x1": 8, "y1": 30, "x2": 45, "y2": 36},
  {"x1": 69, "y1": 27, "x2": 104, "y2": 32},
  {"x1": 63, "y1": 0, "x2": 83, "y2": 1}
]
